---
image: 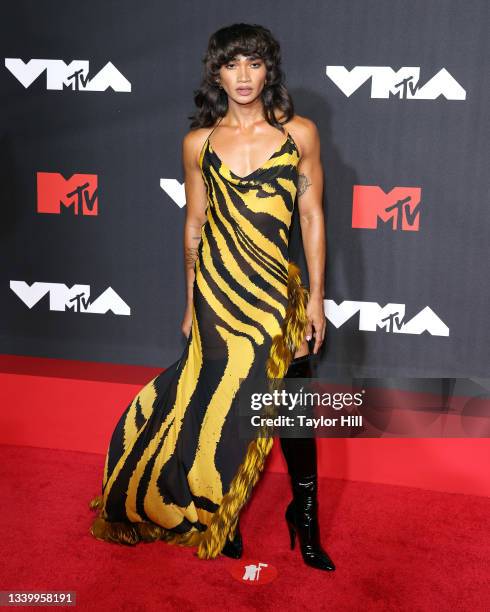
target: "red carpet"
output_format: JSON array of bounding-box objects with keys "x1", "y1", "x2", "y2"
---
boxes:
[{"x1": 1, "y1": 444, "x2": 488, "y2": 611}]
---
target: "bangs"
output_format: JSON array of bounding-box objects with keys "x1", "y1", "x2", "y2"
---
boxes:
[{"x1": 214, "y1": 29, "x2": 268, "y2": 67}]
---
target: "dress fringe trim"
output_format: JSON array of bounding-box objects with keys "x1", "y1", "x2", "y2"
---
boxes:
[{"x1": 89, "y1": 260, "x2": 309, "y2": 558}]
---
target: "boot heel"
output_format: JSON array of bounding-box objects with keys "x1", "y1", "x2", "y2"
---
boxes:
[
  {"x1": 220, "y1": 523, "x2": 243, "y2": 559},
  {"x1": 287, "y1": 520, "x2": 296, "y2": 550}
]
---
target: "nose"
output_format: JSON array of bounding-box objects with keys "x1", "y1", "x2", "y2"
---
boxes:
[{"x1": 237, "y1": 65, "x2": 251, "y2": 82}]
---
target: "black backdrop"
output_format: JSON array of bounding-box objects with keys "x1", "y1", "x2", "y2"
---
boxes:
[{"x1": 1, "y1": 0, "x2": 489, "y2": 378}]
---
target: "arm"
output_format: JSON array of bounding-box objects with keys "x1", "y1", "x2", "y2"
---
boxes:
[
  {"x1": 181, "y1": 131, "x2": 208, "y2": 335},
  {"x1": 296, "y1": 119, "x2": 327, "y2": 354}
]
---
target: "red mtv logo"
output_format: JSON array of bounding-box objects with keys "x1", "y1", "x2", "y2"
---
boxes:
[
  {"x1": 37, "y1": 172, "x2": 98, "y2": 215},
  {"x1": 352, "y1": 186, "x2": 421, "y2": 230}
]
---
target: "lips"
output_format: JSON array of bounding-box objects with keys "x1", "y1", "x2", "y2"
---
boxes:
[{"x1": 236, "y1": 87, "x2": 252, "y2": 94}]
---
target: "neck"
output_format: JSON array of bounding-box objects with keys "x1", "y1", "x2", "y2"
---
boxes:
[{"x1": 222, "y1": 98, "x2": 267, "y2": 129}]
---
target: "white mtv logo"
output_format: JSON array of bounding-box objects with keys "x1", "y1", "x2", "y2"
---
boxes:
[
  {"x1": 326, "y1": 66, "x2": 466, "y2": 100},
  {"x1": 5, "y1": 59, "x2": 131, "y2": 92},
  {"x1": 326, "y1": 300, "x2": 449, "y2": 336},
  {"x1": 10, "y1": 281, "x2": 130, "y2": 315}
]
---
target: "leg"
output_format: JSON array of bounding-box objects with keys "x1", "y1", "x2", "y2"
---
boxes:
[{"x1": 279, "y1": 349, "x2": 336, "y2": 571}]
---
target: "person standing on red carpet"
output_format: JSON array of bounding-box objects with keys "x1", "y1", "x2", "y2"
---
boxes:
[{"x1": 89, "y1": 22, "x2": 334, "y2": 572}]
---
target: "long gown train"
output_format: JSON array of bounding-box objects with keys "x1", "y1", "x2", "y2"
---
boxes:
[{"x1": 89, "y1": 122, "x2": 309, "y2": 558}]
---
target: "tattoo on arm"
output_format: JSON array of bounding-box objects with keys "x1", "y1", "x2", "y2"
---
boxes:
[
  {"x1": 297, "y1": 173, "x2": 312, "y2": 197},
  {"x1": 184, "y1": 234, "x2": 202, "y2": 268}
]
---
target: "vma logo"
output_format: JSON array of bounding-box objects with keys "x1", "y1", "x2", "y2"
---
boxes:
[
  {"x1": 10, "y1": 282, "x2": 130, "y2": 315},
  {"x1": 326, "y1": 301, "x2": 449, "y2": 336},
  {"x1": 37, "y1": 172, "x2": 98, "y2": 215},
  {"x1": 352, "y1": 186, "x2": 421, "y2": 231},
  {"x1": 160, "y1": 178, "x2": 186, "y2": 208},
  {"x1": 326, "y1": 66, "x2": 466, "y2": 100},
  {"x1": 5, "y1": 59, "x2": 131, "y2": 92}
]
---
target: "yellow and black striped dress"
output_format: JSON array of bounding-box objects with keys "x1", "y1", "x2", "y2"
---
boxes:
[{"x1": 89, "y1": 120, "x2": 310, "y2": 558}]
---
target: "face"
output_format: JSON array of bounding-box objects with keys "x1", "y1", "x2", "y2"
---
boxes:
[{"x1": 217, "y1": 54, "x2": 267, "y2": 102}]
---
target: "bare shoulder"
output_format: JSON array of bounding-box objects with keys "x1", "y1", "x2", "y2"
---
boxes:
[
  {"x1": 278, "y1": 113, "x2": 320, "y2": 159},
  {"x1": 182, "y1": 126, "x2": 215, "y2": 168}
]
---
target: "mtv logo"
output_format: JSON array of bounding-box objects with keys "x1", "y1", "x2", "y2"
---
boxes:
[
  {"x1": 5, "y1": 59, "x2": 131, "y2": 92},
  {"x1": 10, "y1": 281, "x2": 130, "y2": 315},
  {"x1": 325, "y1": 300, "x2": 449, "y2": 336},
  {"x1": 325, "y1": 66, "x2": 466, "y2": 100},
  {"x1": 37, "y1": 172, "x2": 98, "y2": 215},
  {"x1": 352, "y1": 186, "x2": 421, "y2": 231}
]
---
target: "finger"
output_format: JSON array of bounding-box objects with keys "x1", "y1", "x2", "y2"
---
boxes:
[
  {"x1": 305, "y1": 321, "x2": 313, "y2": 341},
  {"x1": 313, "y1": 325, "x2": 322, "y2": 354},
  {"x1": 315, "y1": 318, "x2": 326, "y2": 352}
]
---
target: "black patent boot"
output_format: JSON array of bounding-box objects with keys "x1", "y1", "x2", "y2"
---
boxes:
[
  {"x1": 279, "y1": 353, "x2": 336, "y2": 571},
  {"x1": 220, "y1": 521, "x2": 243, "y2": 559},
  {"x1": 284, "y1": 474, "x2": 335, "y2": 571}
]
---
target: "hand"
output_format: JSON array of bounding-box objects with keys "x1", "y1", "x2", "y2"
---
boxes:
[
  {"x1": 304, "y1": 295, "x2": 326, "y2": 354},
  {"x1": 181, "y1": 303, "x2": 193, "y2": 339}
]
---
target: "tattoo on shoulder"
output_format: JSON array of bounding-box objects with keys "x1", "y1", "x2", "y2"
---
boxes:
[{"x1": 297, "y1": 173, "x2": 312, "y2": 196}]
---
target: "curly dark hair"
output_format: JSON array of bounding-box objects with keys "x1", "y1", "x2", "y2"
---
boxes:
[{"x1": 188, "y1": 23, "x2": 294, "y2": 132}]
